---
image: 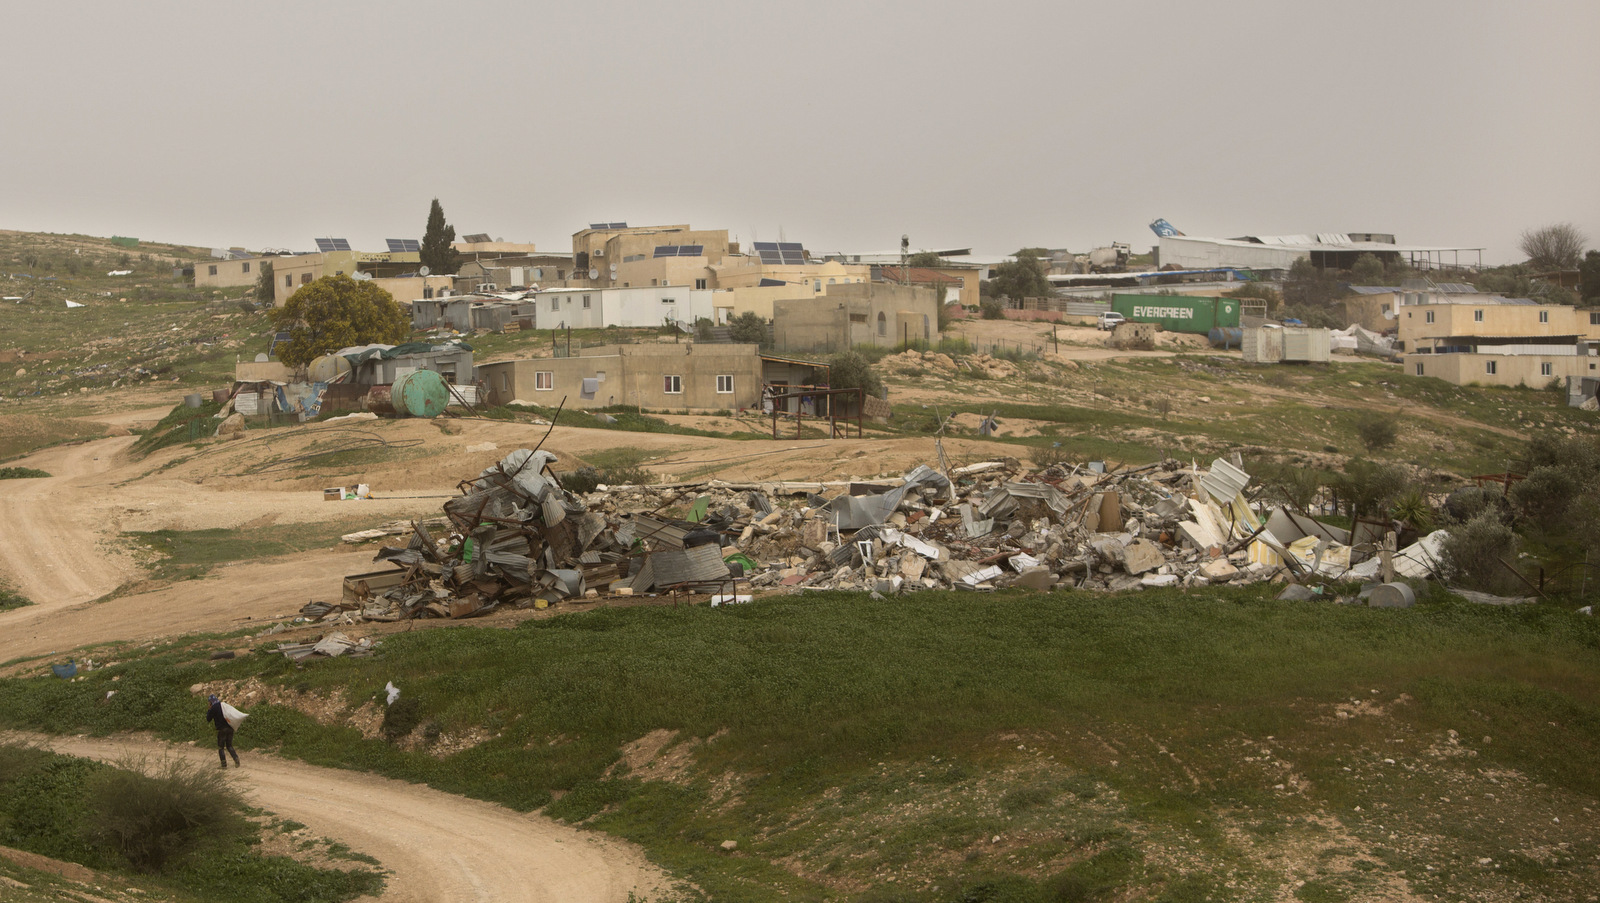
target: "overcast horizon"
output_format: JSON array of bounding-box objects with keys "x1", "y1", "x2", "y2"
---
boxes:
[{"x1": 3, "y1": 0, "x2": 1596, "y2": 266}]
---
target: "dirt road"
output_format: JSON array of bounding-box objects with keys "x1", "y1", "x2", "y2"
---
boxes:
[
  {"x1": 12, "y1": 732, "x2": 669, "y2": 903},
  {"x1": 0, "y1": 438, "x2": 140, "y2": 613}
]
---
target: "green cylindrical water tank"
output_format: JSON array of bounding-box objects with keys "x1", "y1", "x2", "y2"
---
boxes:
[
  {"x1": 392, "y1": 369, "x2": 449, "y2": 419},
  {"x1": 308, "y1": 354, "x2": 353, "y2": 384}
]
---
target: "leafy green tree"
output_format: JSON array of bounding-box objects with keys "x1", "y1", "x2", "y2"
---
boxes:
[
  {"x1": 988, "y1": 250, "x2": 1051, "y2": 300},
  {"x1": 420, "y1": 198, "x2": 462, "y2": 275},
  {"x1": 1580, "y1": 250, "x2": 1600, "y2": 304},
  {"x1": 727, "y1": 311, "x2": 768, "y2": 345},
  {"x1": 827, "y1": 349, "x2": 884, "y2": 398},
  {"x1": 268, "y1": 275, "x2": 409, "y2": 367},
  {"x1": 253, "y1": 260, "x2": 275, "y2": 304},
  {"x1": 907, "y1": 251, "x2": 943, "y2": 267},
  {"x1": 1349, "y1": 253, "x2": 1385, "y2": 285},
  {"x1": 1282, "y1": 257, "x2": 1342, "y2": 307}
]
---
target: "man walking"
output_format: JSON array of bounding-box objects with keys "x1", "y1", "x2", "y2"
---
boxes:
[{"x1": 205, "y1": 694, "x2": 242, "y2": 768}]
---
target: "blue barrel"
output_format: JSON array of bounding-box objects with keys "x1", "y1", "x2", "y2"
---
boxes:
[{"x1": 1209, "y1": 327, "x2": 1243, "y2": 349}]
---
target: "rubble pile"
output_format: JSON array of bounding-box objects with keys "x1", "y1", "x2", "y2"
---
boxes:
[{"x1": 312, "y1": 448, "x2": 1450, "y2": 625}]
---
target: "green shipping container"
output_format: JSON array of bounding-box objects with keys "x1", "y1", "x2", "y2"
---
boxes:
[{"x1": 1111, "y1": 294, "x2": 1240, "y2": 335}]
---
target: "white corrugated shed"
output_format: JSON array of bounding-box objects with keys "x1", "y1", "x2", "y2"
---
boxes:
[
  {"x1": 1282, "y1": 328, "x2": 1332, "y2": 362},
  {"x1": 1243, "y1": 327, "x2": 1283, "y2": 363}
]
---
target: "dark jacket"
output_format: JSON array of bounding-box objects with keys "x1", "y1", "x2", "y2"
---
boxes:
[{"x1": 205, "y1": 701, "x2": 229, "y2": 731}]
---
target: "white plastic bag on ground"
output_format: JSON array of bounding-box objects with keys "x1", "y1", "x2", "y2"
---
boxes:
[
  {"x1": 385, "y1": 682, "x2": 401, "y2": 705},
  {"x1": 220, "y1": 702, "x2": 249, "y2": 730}
]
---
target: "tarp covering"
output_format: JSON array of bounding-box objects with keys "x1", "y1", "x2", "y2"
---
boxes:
[{"x1": 340, "y1": 341, "x2": 473, "y2": 367}]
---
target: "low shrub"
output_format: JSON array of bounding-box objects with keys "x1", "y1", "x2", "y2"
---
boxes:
[
  {"x1": 0, "y1": 466, "x2": 51, "y2": 479},
  {"x1": 1440, "y1": 511, "x2": 1521, "y2": 594},
  {"x1": 85, "y1": 756, "x2": 247, "y2": 871}
]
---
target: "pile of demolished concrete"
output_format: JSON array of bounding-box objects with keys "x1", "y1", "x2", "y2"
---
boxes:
[{"x1": 309, "y1": 448, "x2": 1457, "y2": 625}]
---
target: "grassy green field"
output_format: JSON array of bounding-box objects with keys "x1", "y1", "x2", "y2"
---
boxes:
[
  {"x1": 881, "y1": 354, "x2": 1589, "y2": 475},
  {"x1": 3, "y1": 587, "x2": 1596, "y2": 901}
]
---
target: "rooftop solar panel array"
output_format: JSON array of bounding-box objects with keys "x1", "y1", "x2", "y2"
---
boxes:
[
  {"x1": 385, "y1": 238, "x2": 421, "y2": 253},
  {"x1": 461, "y1": 233, "x2": 492, "y2": 243},
  {"x1": 588, "y1": 222, "x2": 629, "y2": 230},
  {"x1": 314, "y1": 238, "x2": 352, "y2": 253},
  {"x1": 653, "y1": 244, "x2": 705, "y2": 258},
  {"x1": 752, "y1": 241, "x2": 806, "y2": 265}
]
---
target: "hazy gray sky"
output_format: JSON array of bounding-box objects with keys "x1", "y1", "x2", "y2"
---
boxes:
[{"x1": 4, "y1": 0, "x2": 1596, "y2": 264}]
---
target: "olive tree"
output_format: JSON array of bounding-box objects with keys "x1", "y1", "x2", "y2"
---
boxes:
[{"x1": 268, "y1": 275, "x2": 409, "y2": 367}]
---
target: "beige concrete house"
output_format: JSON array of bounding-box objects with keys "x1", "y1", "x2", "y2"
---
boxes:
[
  {"x1": 771, "y1": 282, "x2": 943, "y2": 354},
  {"x1": 477, "y1": 343, "x2": 767, "y2": 412},
  {"x1": 195, "y1": 254, "x2": 263, "y2": 289},
  {"x1": 273, "y1": 249, "x2": 452, "y2": 306},
  {"x1": 1401, "y1": 299, "x2": 1600, "y2": 387}
]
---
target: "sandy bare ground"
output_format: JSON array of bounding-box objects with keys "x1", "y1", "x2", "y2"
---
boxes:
[
  {"x1": 0, "y1": 421, "x2": 1020, "y2": 664},
  {"x1": 0, "y1": 438, "x2": 141, "y2": 614},
  {"x1": 6, "y1": 731, "x2": 670, "y2": 903}
]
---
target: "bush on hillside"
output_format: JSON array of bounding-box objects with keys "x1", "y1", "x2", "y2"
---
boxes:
[
  {"x1": 1356, "y1": 414, "x2": 1398, "y2": 452},
  {"x1": 827, "y1": 350, "x2": 884, "y2": 398},
  {"x1": 1439, "y1": 511, "x2": 1521, "y2": 594},
  {"x1": 85, "y1": 756, "x2": 246, "y2": 871}
]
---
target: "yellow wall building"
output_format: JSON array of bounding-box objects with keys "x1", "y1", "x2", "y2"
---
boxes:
[
  {"x1": 476, "y1": 343, "x2": 766, "y2": 412},
  {"x1": 1400, "y1": 300, "x2": 1600, "y2": 387},
  {"x1": 1397, "y1": 301, "x2": 1600, "y2": 350},
  {"x1": 273, "y1": 250, "x2": 450, "y2": 306},
  {"x1": 195, "y1": 256, "x2": 263, "y2": 289}
]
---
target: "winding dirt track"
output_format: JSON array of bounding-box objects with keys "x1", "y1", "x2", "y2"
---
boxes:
[
  {"x1": 8, "y1": 732, "x2": 669, "y2": 903},
  {"x1": 0, "y1": 434, "x2": 675, "y2": 900},
  {"x1": 0, "y1": 437, "x2": 138, "y2": 615}
]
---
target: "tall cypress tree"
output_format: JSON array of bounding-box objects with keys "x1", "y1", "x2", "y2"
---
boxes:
[{"x1": 420, "y1": 198, "x2": 461, "y2": 275}]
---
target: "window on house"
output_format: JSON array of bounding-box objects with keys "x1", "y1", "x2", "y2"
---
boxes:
[
  {"x1": 651, "y1": 279, "x2": 658, "y2": 286},
  {"x1": 551, "y1": 298, "x2": 559, "y2": 311},
  {"x1": 1474, "y1": 309, "x2": 1484, "y2": 322},
  {"x1": 664, "y1": 375, "x2": 682, "y2": 394},
  {"x1": 242, "y1": 262, "x2": 250, "y2": 273},
  {"x1": 877, "y1": 312, "x2": 887, "y2": 336},
  {"x1": 695, "y1": 278, "x2": 707, "y2": 290},
  {"x1": 716, "y1": 374, "x2": 733, "y2": 394},
  {"x1": 1591, "y1": 312, "x2": 1600, "y2": 325},
  {"x1": 1425, "y1": 310, "x2": 1434, "y2": 324},
  {"x1": 814, "y1": 280, "x2": 822, "y2": 292},
  {"x1": 1541, "y1": 362, "x2": 1553, "y2": 377},
  {"x1": 1539, "y1": 310, "x2": 1549, "y2": 323},
  {"x1": 1415, "y1": 363, "x2": 1424, "y2": 376},
  {"x1": 849, "y1": 313, "x2": 868, "y2": 323},
  {"x1": 500, "y1": 373, "x2": 510, "y2": 391},
  {"x1": 423, "y1": 287, "x2": 433, "y2": 299},
  {"x1": 208, "y1": 265, "x2": 218, "y2": 276},
  {"x1": 595, "y1": 370, "x2": 606, "y2": 382},
  {"x1": 1485, "y1": 360, "x2": 1497, "y2": 375},
  {"x1": 582, "y1": 295, "x2": 590, "y2": 309},
  {"x1": 301, "y1": 273, "x2": 312, "y2": 284},
  {"x1": 661, "y1": 297, "x2": 675, "y2": 304},
  {"x1": 285, "y1": 274, "x2": 293, "y2": 287},
  {"x1": 535, "y1": 371, "x2": 553, "y2": 391}
]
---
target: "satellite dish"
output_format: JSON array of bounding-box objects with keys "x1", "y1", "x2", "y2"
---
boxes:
[
  {"x1": 254, "y1": 353, "x2": 269, "y2": 363},
  {"x1": 588, "y1": 268, "x2": 599, "y2": 280},
  {"x1": 419, "y1": 265, "x2": 431, "y2": 276}
]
